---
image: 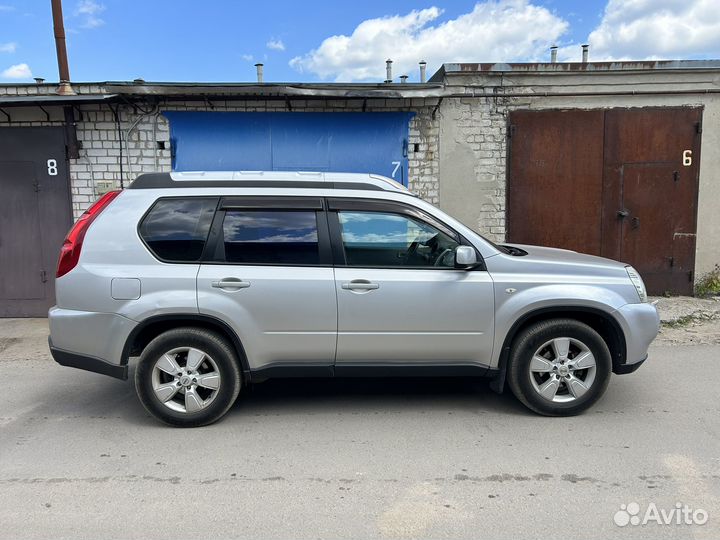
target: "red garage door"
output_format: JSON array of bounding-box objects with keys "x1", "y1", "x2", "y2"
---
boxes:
[{"x1": 508, "y1": 107, "x2": 702, "y2": 295}]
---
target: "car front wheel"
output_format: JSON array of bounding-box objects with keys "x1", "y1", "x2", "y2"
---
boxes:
[{"x1": 507, "y1": 319, "x2": 612, "y2": 416}]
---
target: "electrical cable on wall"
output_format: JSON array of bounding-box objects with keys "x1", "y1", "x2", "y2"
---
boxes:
[
  {"x1": 123, "y1": 103, "x2": 160, "y2": 183},
  {"x1": 110, "y1": 104, "x2": 124, "y2": 188}
]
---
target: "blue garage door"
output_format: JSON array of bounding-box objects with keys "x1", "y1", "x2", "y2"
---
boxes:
[{"x1": 163, "y1": 112, "x2": 414, "y2": 185}]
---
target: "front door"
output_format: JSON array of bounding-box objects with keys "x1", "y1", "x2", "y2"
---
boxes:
[
  {"x1": 197, "y1": 198, "x2": 337, "y2": 370},
  {"x1": 329, "y1": 199, "x2": 495, "y2": 367}
]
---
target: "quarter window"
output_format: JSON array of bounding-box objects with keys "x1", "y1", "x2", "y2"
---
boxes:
[
  {"x1": 338, "y1": 211, "x2": 461, "y2": 268},
  {"x1": 222, "y1": 211, "x2": 319, "y2": 265},
  {"x1": 139, "y1": 198, "x2": 217, "y2": 262}
]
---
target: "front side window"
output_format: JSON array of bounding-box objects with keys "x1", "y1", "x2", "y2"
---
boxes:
[
  {"x1": 139, "y1": 198, "x2": 217, "y2": 262},
  {"x1": 222, "y1": 210, "x2": 319, "y2": 265},
  {"x1": 338, "y1": 211, "x2": 461, "y2": 268}
]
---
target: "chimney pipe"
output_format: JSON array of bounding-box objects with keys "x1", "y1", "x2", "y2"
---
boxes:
[
  {"x1": 385, "y1": 59, "x2": 393, "y2": 83},
  {"x1": 399, "y1": 75, "x2": 408, "y2": 84},
  {"x1": 419, "y1": 61, "x2": 427, "y2": 83},
  {"x1": 51, "y1": 0, "x2": 74, "y2": 95},
  {"x1": 550, "y1": 46, "x2": 558, "y2": 63},
  {"x1": 581, "y1": 44, "x2": 589, "y2": 64},
  {"x1": 255, "y1": 63, "x2": 264, "y2": 83},
  {"x1": 34, "y1": 77, "x2": 45, "y2": 85}
]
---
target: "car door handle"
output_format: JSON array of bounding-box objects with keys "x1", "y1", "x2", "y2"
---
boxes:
[
  {"x1": 211, "y1": 278, "x2": 251, "y2": 290},
  {"x1": 341, "y1": 280, "x2": 380, "y2": 291}
]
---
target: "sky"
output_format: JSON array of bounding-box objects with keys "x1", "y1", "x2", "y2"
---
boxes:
[{"x1": 0, "y1": 0, "x2": 719, "y2": 83}]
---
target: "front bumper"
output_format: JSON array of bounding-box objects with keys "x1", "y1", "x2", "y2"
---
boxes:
[
  {"x1": 49, "y1": 338, "x2": 128, "y2": 380},
  {"x1": 613, "y1": 302, "x2": 660, "y2": 374}
]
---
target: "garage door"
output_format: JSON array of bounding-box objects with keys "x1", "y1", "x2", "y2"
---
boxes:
[
  {"x1": 507, "y1": 107, "x2": 702, "y2": 296},
  {"x1": 163, "y1": 112, "x2": 414, "y2": 185},
  {"x1": 0, "y1": 127, "x2": 73, "y2": 317}
]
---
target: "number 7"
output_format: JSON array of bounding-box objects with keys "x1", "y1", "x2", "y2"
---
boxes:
[{"x1": 391, "y1": 161, "x2": 401, "y2": 178}]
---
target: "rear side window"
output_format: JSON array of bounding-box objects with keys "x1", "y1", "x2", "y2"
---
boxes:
[
  {"x1": 139, "y1": 198, "x2": 217, "y2": 262},
  {"x1": 222, "y1": 210, "x2": 319, "y2": 265}
]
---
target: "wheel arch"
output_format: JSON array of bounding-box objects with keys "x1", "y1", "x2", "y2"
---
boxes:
[
  {"x1": 491, "y1": 306, "x2": 627, "y2": 393},
  {"x1": 122, "y1": 314, "x2": 251, "y2": 380}
]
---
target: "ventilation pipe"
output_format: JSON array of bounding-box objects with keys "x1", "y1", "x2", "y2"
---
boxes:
[
  {"x1": 400, "y1": 75, "x2": 408, "y2": 84},
  {"x1": 385, "y1": 59, "x2": 393, "y2": 83},
  {"x1": 255, "y1": 63, "x2": 264, "y2": 83},
  {"x1": 51, "y1": 0, "x2": 75, "y2": 95},
  {"x1": 550, "y1": 46, "x2": 558, "y2": 63},
  {"x1": 419, "y1": 61, "x2": 427, "y2": 83},
  {"x1": 582, "y1": 44, "x2": 589, "y2": 63}
]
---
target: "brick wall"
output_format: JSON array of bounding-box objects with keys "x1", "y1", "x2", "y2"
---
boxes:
[{"x1": 436, "y1": 96, "x2": 509, "y2": 241}]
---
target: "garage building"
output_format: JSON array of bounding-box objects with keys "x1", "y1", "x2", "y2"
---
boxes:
[{"x1": 1, "y1": 59, "x2": 719, "y2": 316}]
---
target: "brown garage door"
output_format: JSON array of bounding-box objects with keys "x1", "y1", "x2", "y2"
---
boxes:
[
  {"x1": 508, "y1": 107, "x2": 702, "y2": 295},
  {"x1": 0, "y1": 128, "x2": 73, "y2": 317}
]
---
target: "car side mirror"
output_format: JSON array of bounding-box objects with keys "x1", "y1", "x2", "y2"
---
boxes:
[{"x1": 454, "y1": 245, "x2": 478, "y2": 269}]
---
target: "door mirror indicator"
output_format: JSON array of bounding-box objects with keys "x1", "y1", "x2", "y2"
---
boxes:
[{"x1": 455, "y1": 246, "x2": 478, "y2": 269}]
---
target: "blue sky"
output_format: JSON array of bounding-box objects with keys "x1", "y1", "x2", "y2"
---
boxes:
[{"x1": 0, "y1": 0, "x2": 718, "y2": 83}]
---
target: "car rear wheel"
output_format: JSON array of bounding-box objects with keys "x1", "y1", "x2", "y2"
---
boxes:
[
  {"x1": 507, "y1": 319, "x2": 611, "y2": 416},
  {"x1": 135, "y1": 327, "x2": 241, "y2": 427}
]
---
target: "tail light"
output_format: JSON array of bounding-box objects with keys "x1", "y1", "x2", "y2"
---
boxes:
[{"x1": 56, "y1": 190, "x2": 122, "y2": 278}]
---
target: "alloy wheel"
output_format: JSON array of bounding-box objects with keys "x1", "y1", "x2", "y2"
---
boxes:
[
  {"x1": 528, "y1": 337, "x2": 597, "y2": 403},
  {"x1": 151, "y1": 347, "x2": 221, "y2": 413}
]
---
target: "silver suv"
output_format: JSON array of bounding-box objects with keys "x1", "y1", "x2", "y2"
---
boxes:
[{"x1": 49, "y1": 171, "x2": 659, "y2": 426}]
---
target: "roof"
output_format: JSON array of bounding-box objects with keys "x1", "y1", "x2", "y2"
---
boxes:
[
  {"x1": 2, "y1": 58, "x2": 719, "y2": 106},
  {"x1": 0, "y1": 81, "x2": 445, "y2": 107},
  {"x1": 104, "y1": 81, "x2": 444, "y2": 99},
  {"x1": 0, "y1": 93, "x2": 118, "y2": 106},
  {"x1": 430, "y1": 59, "x2": 720, "y2": 80}
]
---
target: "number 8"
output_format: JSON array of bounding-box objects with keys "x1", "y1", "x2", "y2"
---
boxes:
[{"x1": 47, "y1": 159, "x2": 58, "y2": 176}]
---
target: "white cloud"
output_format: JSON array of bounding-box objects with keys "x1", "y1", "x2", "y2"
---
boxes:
[
  {"x1": 241, "y1": 53, "x2": 254, "y2": 62},
  {"x1": 290, "y1": 1, "x2": 568, "y2": 81},
  {"x1": 0, "y1": 42, "x2": 16, "y2": 53},
  {"x1": 75, "y1": 0, "x2": 105, "y2": 29},
  {"x1": 0, "y1": 5, "x2": 15, "y2": 11},
  {"x1": 267, "y1": 39, "x2": 286, "y2": 51},
  {"x1": 1, "y1": 62, "x2": 32, "y2": 79},
  {"x1": 575, "y1": 0, "x2": 720, "y2": 61}
]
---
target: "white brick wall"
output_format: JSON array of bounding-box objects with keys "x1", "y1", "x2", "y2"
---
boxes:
[{"x1": 436, "y1": 96, "x2": 508, "y2": 241}]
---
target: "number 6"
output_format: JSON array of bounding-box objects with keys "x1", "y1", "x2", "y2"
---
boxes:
[
  {"x1": 682, "y1": 150, "x2": 692, "y2": 167},
  {"x1": 47, "y1": 159, "x2": 58, "y2": 176}
]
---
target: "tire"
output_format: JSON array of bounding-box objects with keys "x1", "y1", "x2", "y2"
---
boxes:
[
  {"x1": 507, "y1": 318, "x2": 611, "y2": 416},
  {"x1": 135, "y1": 327, "x2": 242, "y2": 427}
]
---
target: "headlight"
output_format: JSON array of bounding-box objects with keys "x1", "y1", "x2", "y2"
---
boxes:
[{"x1": 626, "y1": 266, "x2": 648, "y2": 302}]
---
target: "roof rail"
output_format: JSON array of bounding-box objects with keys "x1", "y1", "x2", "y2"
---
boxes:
[{"x1": 127, "y1": 171, "x2": 413, "y2": 194}]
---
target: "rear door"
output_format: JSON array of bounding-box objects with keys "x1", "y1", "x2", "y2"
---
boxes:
[
  {"x1": 329, "y1": 198, "x2": 495, "y2": 368},
  {"x1": 196, "y1": 197, "x2": 337, "y2": 370}
]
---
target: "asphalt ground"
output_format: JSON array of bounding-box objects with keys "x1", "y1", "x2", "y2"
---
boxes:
[{"x1": 0, "y1": 318, "x2": 718, "y2": 539}]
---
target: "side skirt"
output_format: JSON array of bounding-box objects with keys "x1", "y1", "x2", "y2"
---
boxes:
[{"x1": 248, "y1": 362, "x2": 497, "y2": 383}]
